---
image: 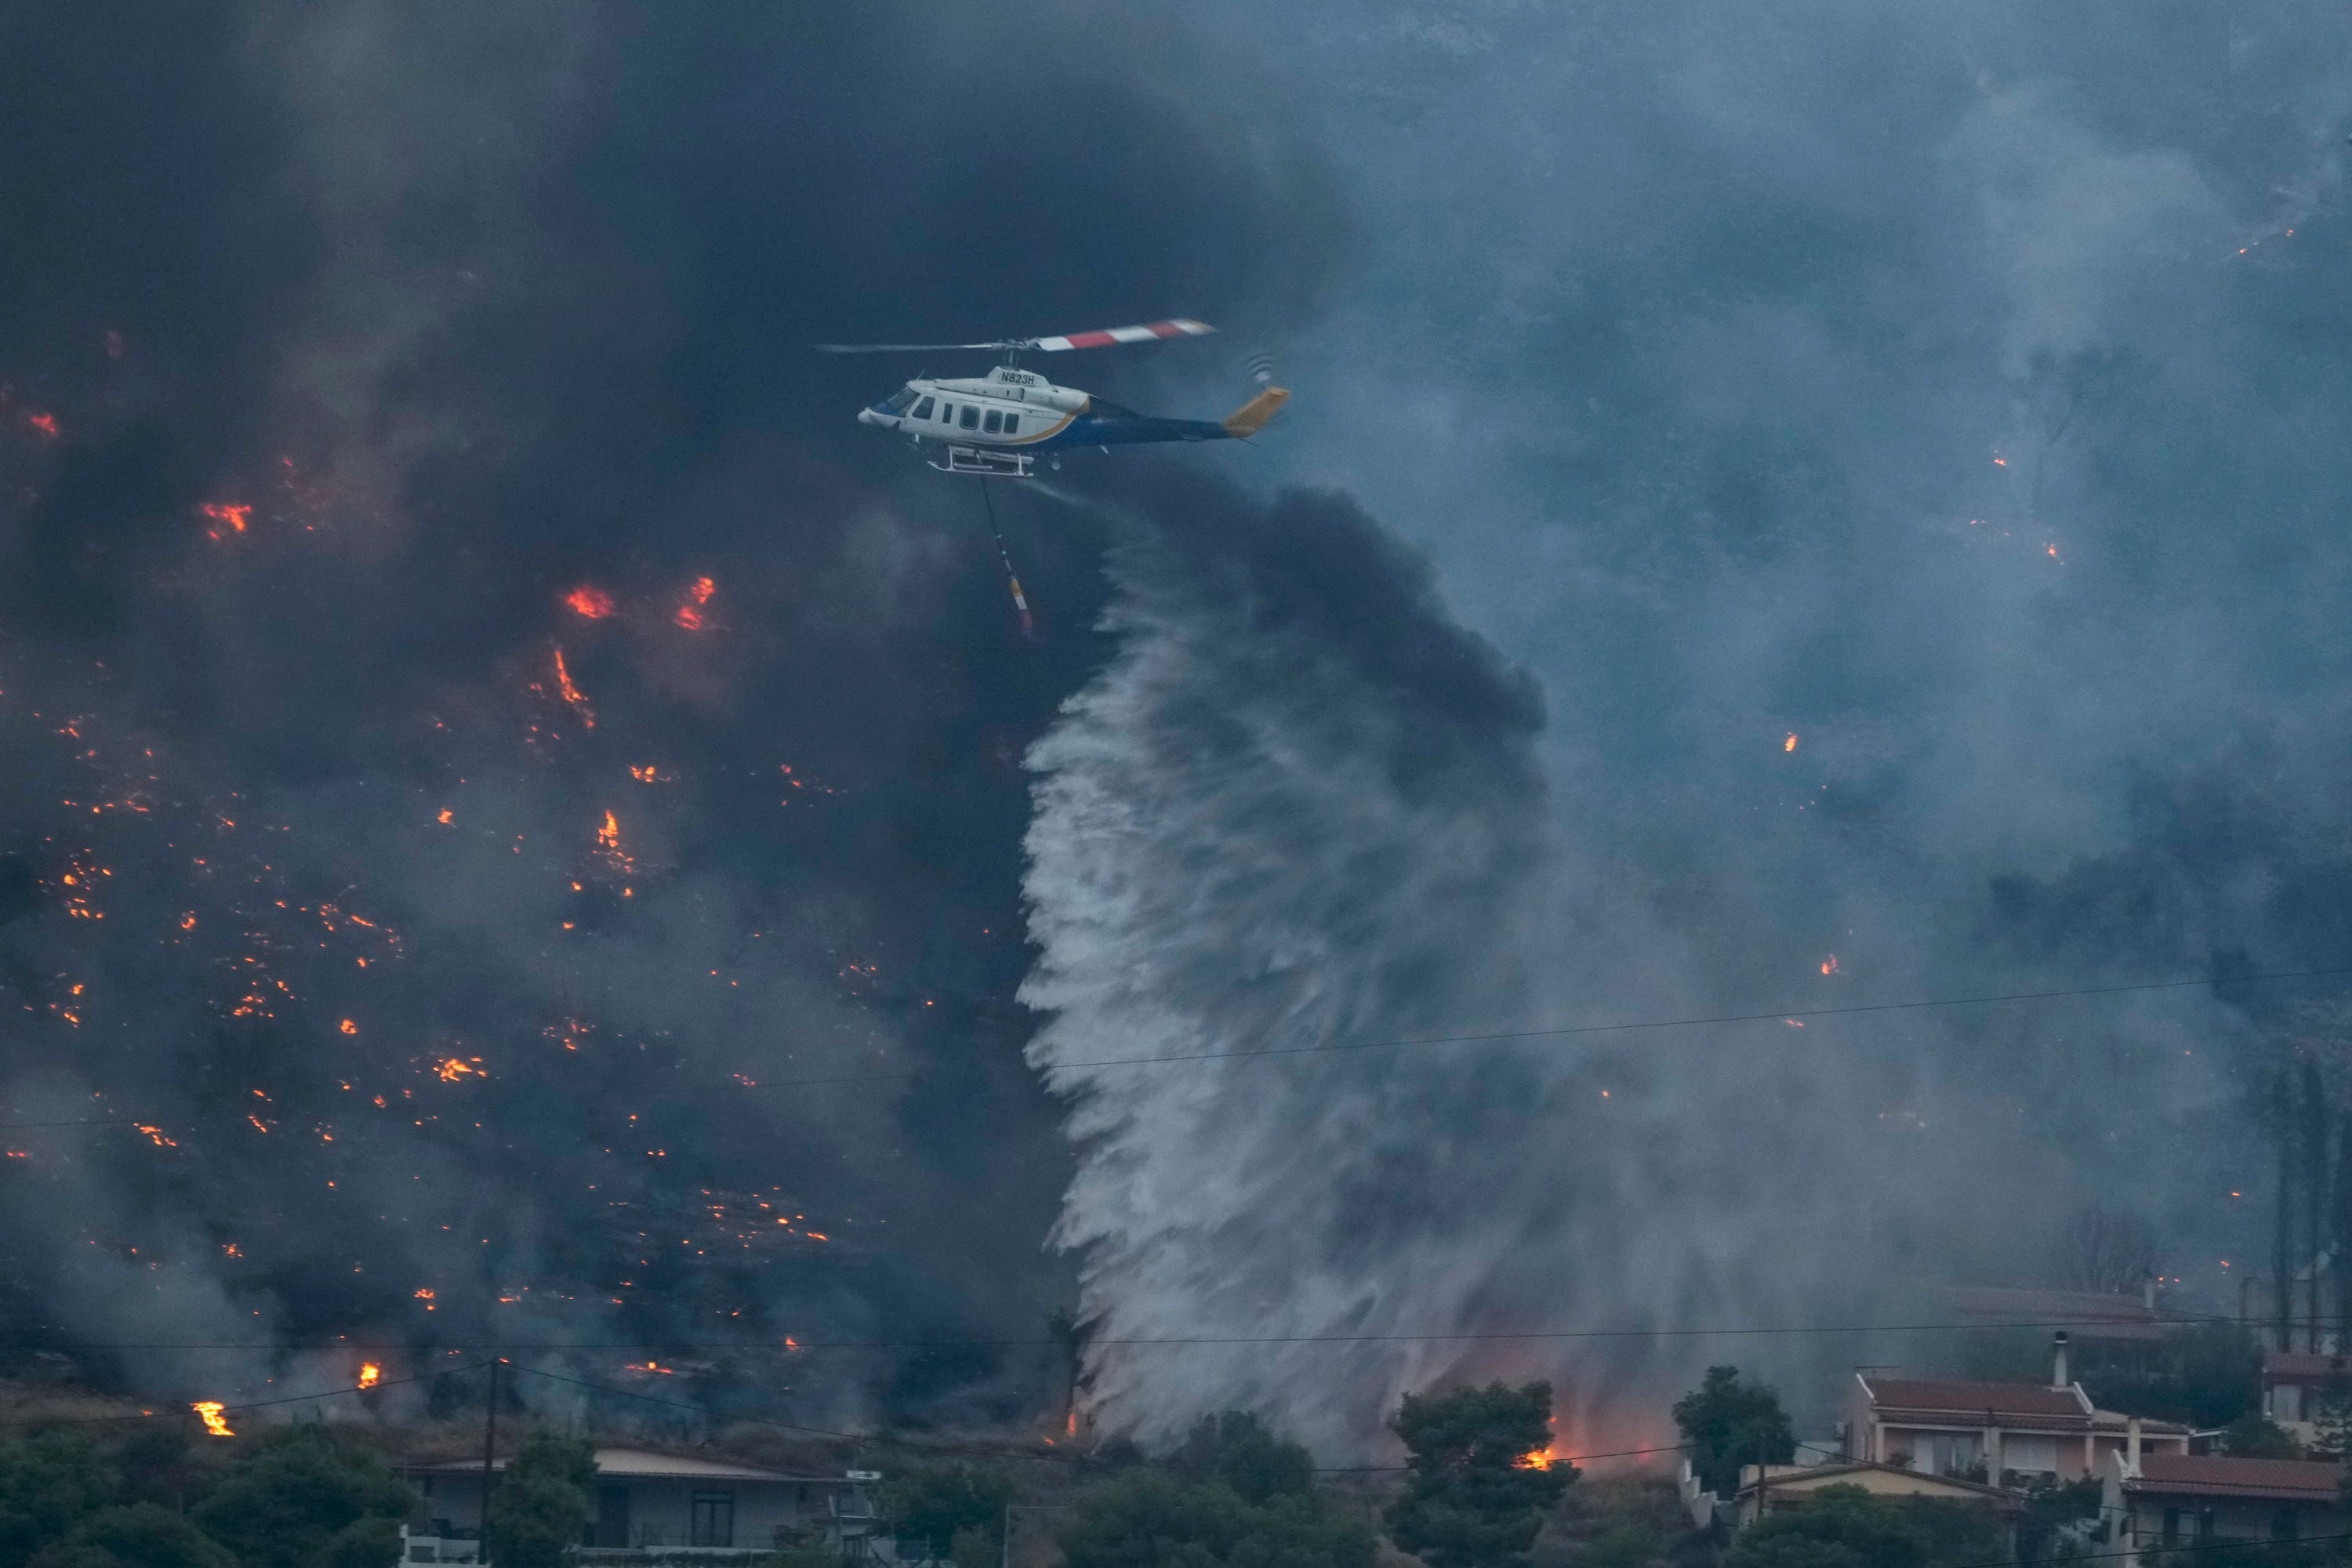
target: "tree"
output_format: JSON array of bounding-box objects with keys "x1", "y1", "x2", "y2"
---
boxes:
[
  {"x1": 882, "y1": 1464, "x2": 1015, "y2": 1564},
  {"x1": 485, "y1": 1431, "x2": 594, "y2": 1568},
  {"x1": 27, "y1": 1504, "x2": 237, "y2": 1568},
  {"x1": 0, "y1": 1435, "x2": 111, "y2": 1568},
  {"x1": 1060, "y1": 1472, "x2": 1370, "y2": 1568},
  {"x1": 1385, "y1": 1382, "x2": 1572, "y2": 1568},
  {"x1": 2218, "y1": 1413, "x2": 2303, "y2": 1459},
  {"x1": 1174, "y1": 1413, "x2": 1314, "y2": 1504},
  {"x1": 2056, "y1": 1203, "x2": 2156, "y2": 1296},
  {"x1": 1671, "y1": 1368, "x2": 1795, "y2": 1498},
  {"x1": 1722, "y1": 1486, "x2": 2000, "y2": 1568},
  {"x1": 188, "y1": 1428, "x2": 413, "y2": 1568}
]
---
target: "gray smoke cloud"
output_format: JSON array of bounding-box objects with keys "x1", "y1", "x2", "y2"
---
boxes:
[{"x1": 1018, "y1": 1, "x2": 2352, "y2": 1455}]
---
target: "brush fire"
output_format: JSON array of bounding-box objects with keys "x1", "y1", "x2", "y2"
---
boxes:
[{"x1": 192, "y1": 1402, "x2": 233, "y2": 1438}]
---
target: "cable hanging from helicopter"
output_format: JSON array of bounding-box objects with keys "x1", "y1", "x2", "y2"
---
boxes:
[{"x1": 818, "y1": 318, "x2": 1287, "y2": 480}]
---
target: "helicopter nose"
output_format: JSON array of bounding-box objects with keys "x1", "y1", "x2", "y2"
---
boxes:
[{"x1": 857, "y1": 406, "x2": 882, "y2": 427}]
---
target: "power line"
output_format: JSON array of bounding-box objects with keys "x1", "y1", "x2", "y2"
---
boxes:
[
  {"x1": 3, "y1": 962, "x2": 2341, "y2": 1135},
  {"x1": 0, "y1": 1361, "x2": 482, "y2": 1431},
  {"x1": 0, "y1": 1309, "x2": 2302, "y2": 1352}
]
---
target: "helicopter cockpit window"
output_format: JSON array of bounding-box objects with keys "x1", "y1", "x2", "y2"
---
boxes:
[
  {"x1": 959, "y1": 405, "x2": 979, "y2": 430},
  {"x1": 911, "y1": 396, "x2": 935, "y2": 419},
  {"x1": 884, "y1": 387, "x2": 920, "y2": 414}
]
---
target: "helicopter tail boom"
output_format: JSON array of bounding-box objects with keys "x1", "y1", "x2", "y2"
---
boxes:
[{"x1": 1221, "y1": 386, "x2": 1290, "y2": 438}]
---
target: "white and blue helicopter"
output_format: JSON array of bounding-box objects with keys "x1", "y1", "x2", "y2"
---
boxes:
[{"x1": 821, "y1": 318, "x2": 1287, "y2": 478}]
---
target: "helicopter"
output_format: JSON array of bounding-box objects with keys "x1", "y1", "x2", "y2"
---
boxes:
[{"x1": 819, "y1": 319, "x2": 1287, "y2": 478}]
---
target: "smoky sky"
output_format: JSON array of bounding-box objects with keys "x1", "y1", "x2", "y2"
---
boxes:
[
  {"x1": 9, "y1": 0, "x2": 2352, "y2": 1465},
  {"x1": 0, "y1": 2, "x2": 1347, "y2": 1426}
]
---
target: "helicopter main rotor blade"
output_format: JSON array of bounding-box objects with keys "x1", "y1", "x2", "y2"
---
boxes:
[
  {"x1": 812, "y1": 341, "x2": 1018, "y2": 354},
  {"x1": 814, "y1": 321, "x2": 1214, "y2": 354},
  {"x1": 1031, "y1": 319, "x2": 1213, "y2": 351}
]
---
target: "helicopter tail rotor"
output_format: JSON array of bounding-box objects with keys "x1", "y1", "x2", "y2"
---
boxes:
[{"x1": 1221, "y1": 386, "x2": 1290, "y2": 439}]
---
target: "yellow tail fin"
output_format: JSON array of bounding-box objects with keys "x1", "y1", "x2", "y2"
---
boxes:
[{"x1": 1221, "y1": 387, "x2": 1290, "y2": 438}]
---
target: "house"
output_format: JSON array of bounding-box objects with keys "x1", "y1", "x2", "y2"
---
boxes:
[
  {"x1": 1730, "y1": 1458, "x2": 2026, "y2": 1543},
  {"x1": 1845, "y1": 1334, "x2": 2190, "y2": 1485},
  {"x1": 1945, "y1": 1284, "x2": 2194, "y2": 1382},
  {"x1": 2103, "y1": 1452, "x2": 2346, "y2": 1567},
  {"x1": 2260, "y1": 1352, "x2": 2349, "y2": 1450},
  {"x1": 401, "y1": 1447, "x2": 883, "y2": 1563}
]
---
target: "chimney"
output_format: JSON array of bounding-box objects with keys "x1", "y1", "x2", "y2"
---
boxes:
[
  {"x1": 2052, "y1": 1330, "x2": 2072, "y2": 1391},
  {"x1": 2127, "y1": 1415, "x2": 2143, "y2": 1472}
]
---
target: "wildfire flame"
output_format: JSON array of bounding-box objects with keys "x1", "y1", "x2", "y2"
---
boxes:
[
  {"x1": 1820, "y1": 955, "x2": 1838, "y2": 976},
  {"x1": 436, "y1": 1058, "x2": 481, "y2": 1083},
  {"x1": 564, "y1": 585, "x2": 615, "y2": 619},
  {"x1": 552, "y1": 648, "x2": 595, "y2": 728},
  {"x1": 193, "y1": 1401, "x2": 233, "y2": 1438},
  {"x1": 1783, "y1": 732, "x2": 1798, "y2": 753},
  {"x1": 358, "y1": 1363, "x2": 381, "y2": 1390},
  {"x1": 1516, "y1": 1415, "x2": 1560, "y2": 1470},
  {"x1": 25, "y1": 411, "x2": 58, "y2": 439},
  {"x1": 673, "y1": 575, "x2": 717, "y2": 630},
  {"x1": 199, "y1": 502, "x2": 251, "y2": 540}
]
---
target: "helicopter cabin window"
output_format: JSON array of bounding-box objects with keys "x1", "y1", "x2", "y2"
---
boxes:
[
  {"x1": 982, "y1": 409, "x2": 1003, "y2": 434},
  {"x1": 1002, "y1": 413, "x2": 1020, "y2": 435},
  {"x1": 959, "y1": 405, "x2": 979, "y2": 430},
  {"x1": 911, "y1": 396, "x2": 934, "y2": 419}
]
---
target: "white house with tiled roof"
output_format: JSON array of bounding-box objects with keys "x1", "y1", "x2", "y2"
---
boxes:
[
  {"x1": 2104, "y1": 1452, "x2": 2347, "y2": 1567},
  {"x1": 1846, "y1": 1334, "x2": 2190, "y2": 1485}
]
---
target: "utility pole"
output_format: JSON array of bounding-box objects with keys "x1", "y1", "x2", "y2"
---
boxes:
[{"x1": 478, "y1": 1359, "x2": 501, "y2": 1562}]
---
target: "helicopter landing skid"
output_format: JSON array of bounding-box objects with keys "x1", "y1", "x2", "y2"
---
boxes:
[{"x1": 929, "y1": 445, "x2": 1033, "y2": 479}]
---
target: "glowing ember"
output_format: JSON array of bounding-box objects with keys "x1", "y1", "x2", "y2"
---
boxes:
[
  {"x1": 414, "y1": 1287, "x2": 435, "y2": 1299},
  {"x1": 358, "y1": 1363, "x2": 382, "y2": 1389},
  {"x1": 1820, "y1": 955, "x2": 1838, "y2": 976},
  {"x1": 25, "y1": 412, "x2": 58, "y2": 439},
  {"x1": 626, "y1": 1359, "x2": 677, "y2": 1376},
  {"x1": 436, "y1": 1057, "x2": 481, "y2": 1083},
  {"x1": 436, "y1": 808, "x2": 453, "y2": 825},
  {"x1": 339, "y1": 1019, "x2": 358, "y2": 1036},
  {"x1": 199, "y1": 502, "x2": 251, "y2": 540},
  {"x1": 552, "y1": 648, "x2": 595, "y2": 728},
  {"x1": 132, "y1": 1123, "x2": 176, "y2": 1148},
  {"x1": 1783, "y1": 733, "x2": 1798, "y2": 753},
  {"x1": 193, "y1": 1401, "x2": 233, "y2": 1438},
  {"x1": 564, "y1": 586, "x2": 615, "y2": 619},
  {"x1": 673, "y1": 575, "x2": 717, "y2": 630}
]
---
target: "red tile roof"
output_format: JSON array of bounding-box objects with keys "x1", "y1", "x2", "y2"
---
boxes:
[
  {"x1": 1861, "y1": 1376, "x2": 2089, "y2": 1423},
  {"x1": 2127, "y1": 1455, "x2": 2343, "y2": 1502}
]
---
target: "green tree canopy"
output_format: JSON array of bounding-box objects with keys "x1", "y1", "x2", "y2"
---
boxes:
[
  {"x1": 1061, "y1": 1472, "x2": 1371, "y2": 1568},
  {"x1": 2218, "y1": 1412, "x2": 2303, "y2": 1459},
  {"x1": 486, "y1": 1431, "x2": 595, "y2": 1568},
  {"x1": 0, "y1": 1435, "x2": 111, "y2": 1568},
  {"x1": 1722, "y1": 1486, "x2": 2002, "y2": 1568},
  {"x1": 1671, "y1": 1367, "x2": 1796, "y2": 1497},
  {"x1": 187, "y1": 1428, "x2": 413, "y2": 1568},
  {"x1": 883, "y1": 1463, "x2": 1016, "y2": 1563},
  {"x1": 1385, "y1": 1381, "x2": 1573, "y2": 1568},
  {"x1": 1175, "y1": 1414, "x2": 1315, "y2": 1504},
  {"x1": 27, "y1": 1504, "x2": 238, "y2": 1568}
]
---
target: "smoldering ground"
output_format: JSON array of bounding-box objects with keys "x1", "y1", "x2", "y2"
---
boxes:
[{"x1": 0, "y1": 2, "x2": 1346, "y2": 1425}]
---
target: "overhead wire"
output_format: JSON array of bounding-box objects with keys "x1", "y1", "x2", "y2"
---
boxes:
[{"x1": 2, "y1": 962, "x2": 2343, "y2": 1135}]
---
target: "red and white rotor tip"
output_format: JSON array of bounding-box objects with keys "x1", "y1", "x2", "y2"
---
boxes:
[{"x1": 1032, "y1": 319, "x2": 1214, "y2": 352}]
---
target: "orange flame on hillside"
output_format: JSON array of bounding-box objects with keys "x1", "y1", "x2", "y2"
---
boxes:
[
  {"x1": 358, "y1": 1363, "x2": 381, "y2": 1390},
  {"x1": 565, "y1": 586, "x2": 615, "y2": 619},
  {"x1": 193, "y1": 1401, "x2": 233, "y2": 1437},
  {"x1": 673, "y1": 575, "x2": 717, "y2": 630},
  {"x1": 1784, "y1": 733, "x2": 1798, "y2": 753},
  {"x1": 200, "y1": 502, "x2": 251, "y2": 540},
  {"x1": 552, "y1": 648, "x2": 595, "y2": 728},
  {"x1": 25, "y1": 412, "x2": 58, "y2": 439},
  {"x1": 1820, "y1": 955, "x2": 1838, "y2": 976},
  {"x1": 436, "y1": 1058, "x2": 481, "y2": 1083}
]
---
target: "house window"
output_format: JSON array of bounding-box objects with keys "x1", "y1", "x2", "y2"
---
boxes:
[
  {"x1": 691, "y1": 1491, "x2": 736, "y2": 1548},
  {"x1": 2005, "y1": 1435, "x2": 2058, "y2": 1475},
  {"x1": 1909, "y1": 1432, "x2": 1983, "y2": 1477},
  {"x1": 913, "y1": 397, "x2": 935, "y2": 419},
  {"x1": 2196, "y1": 1509, "x2": 2216, "y2": 1542},
  {"x1": 959, "y1": 405, "x2": 979, "y2": 430},
  {"x1": 983, "y1": 409, "x2": 1002, "y2": 434},
  {"x1": 2274, "y1": 1383, "x2": 2304, "y2": 1423},
  {"x1": 2162, "y1": 1508, "x2": 2180, "y2": 1545}
]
